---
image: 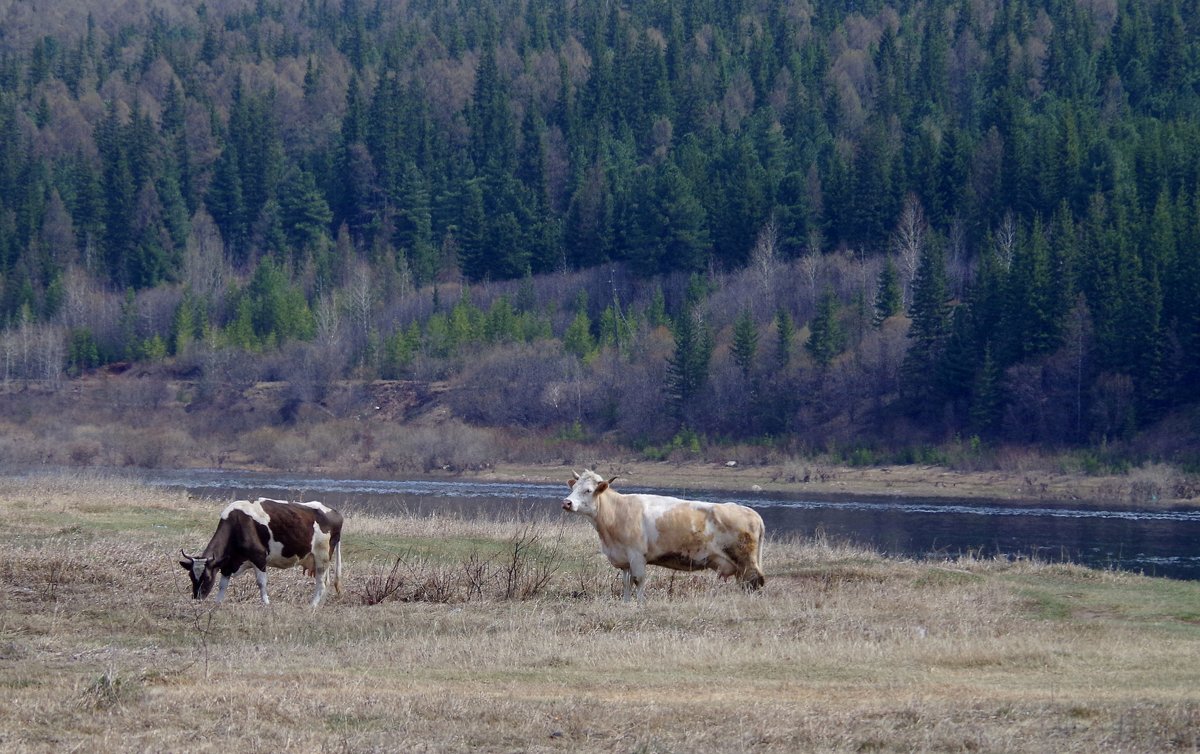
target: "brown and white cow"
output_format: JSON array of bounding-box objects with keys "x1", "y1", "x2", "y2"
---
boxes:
[
  {"x1": 179, "y1": 497, "x2": 343, "y2": 607},
  {"x1": 562, "y1": 470, "x2": 765, "y2": 603}
]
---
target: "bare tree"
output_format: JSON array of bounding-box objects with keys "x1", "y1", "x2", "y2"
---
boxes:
[
  {"x1": 314, "y1": 293, "x2": 341, "y2": 349},
  {"x1": 800, "y1": 230, "x2": 822, "y2": 301},
  {"x1": 1, "y1": 330, "x2": 15, "y2": 384},
  {"x1": 183, "y1": 209, "x2": 228, "y2": 305},
  {"x1": 749, "y1": 216, "x2": 782, "y2": 311},
  {"x1": 36, "y1": 325, "x2": 65, "y2": 389},
  {"x1": 60, "y1": 266, "x2": 99, "y2": 332},
  {"x1": 946, "y1": 217, "x2": 970, "y2": 298},
  {"x1": 344, "y1": 261, "x2": 376, "y2": 355},
  {"x1": 892, "y1": 192, "x2": 927, "y2": 307},
  {"x1": 995, "y1": 210, "x2": 1017, "y2": 272}
]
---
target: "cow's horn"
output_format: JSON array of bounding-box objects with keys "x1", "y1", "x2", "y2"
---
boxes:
[
  {"x1": 571, "y1": 470, "x2": 580, "y2": 480},
  {"x1": 607, "y1": 475, "x2": 619, "y2": 485},
  {"x1": 180, "y1": 548, "x2": 193, "y2": 561}
]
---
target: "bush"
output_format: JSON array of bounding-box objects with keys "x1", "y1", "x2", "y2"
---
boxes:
[
  {"x1": 112, "y1": 427, "x2": 193, "y2": 468},
  {"x1": 373, "y1": 421, "x2": 500, "y2": 473}
]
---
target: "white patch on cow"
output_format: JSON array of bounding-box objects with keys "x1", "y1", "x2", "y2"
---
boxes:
[
  {"x1": 296, "y1": 500, "x2": 333, "y2": 514},
  {"x1": 265, "y1": 538, "x2": 301, "y2": 568},
  {"x1": 190, "y1": 557, "x2": 208, "y2": 580},
  {"x1": 222, "y1": 499, "x2": 270, "y2": 526}
]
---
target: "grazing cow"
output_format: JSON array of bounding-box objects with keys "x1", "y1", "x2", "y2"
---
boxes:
[
  {"x1": 179, "y1": 497, "x2": 343, "y2": 607},
  {"x1": 562, "y1": 470, "x2": 765, "y2": 603}
]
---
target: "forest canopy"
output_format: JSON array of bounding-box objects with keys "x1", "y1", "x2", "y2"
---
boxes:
[{"x1": 0, "y1": 0, "x2": 1197, "y2": 459}]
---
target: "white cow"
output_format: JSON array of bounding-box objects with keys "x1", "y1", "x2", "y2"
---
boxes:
[{"x1": 562, "y1": 470, "x2": 765, "y2": 603}]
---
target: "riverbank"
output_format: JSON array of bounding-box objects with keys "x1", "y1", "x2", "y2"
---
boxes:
[
  {"x1": 0, "y1": 472, "x2": 1197, "y2": 752},
  {"x1": 1, "y1": 372, "x2": 1196, "y2": 509},
  {"x1": 472, "y1": 457, "x2": 1199, "y2": 508}
]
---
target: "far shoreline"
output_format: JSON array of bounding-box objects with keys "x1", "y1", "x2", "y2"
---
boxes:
[
  {"x1": 4, "y1": 457, "x2": 1196, "y2": 511},
  {"x1": 470, "y1": 458, "x2": 1200, "y2": 510}
]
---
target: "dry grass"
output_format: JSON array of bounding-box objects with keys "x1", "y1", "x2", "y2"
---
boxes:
[{"x1": 0, "y1": 472, "x2": 1198, "y2": 753}]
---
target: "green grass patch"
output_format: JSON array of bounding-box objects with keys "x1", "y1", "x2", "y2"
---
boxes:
[{"x1": 1007, "y1": 571, "x2": 1200, "y2": 633}]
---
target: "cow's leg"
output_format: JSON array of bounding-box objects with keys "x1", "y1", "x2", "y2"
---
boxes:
[
  {"x1": 214, "y1": 574, "x2": 232, "y2": 603},
  {"x1": 310, "y1": 564, "x2": 327, "y2": 607},
  {"x1": 254, "y1": 567, "x2": 270, "y2": 605},
  {"x1": 620, "y1": 569, "x2": 633, "y2": 602},
  {"x1": 628, "y1": 553, "x2": 648, "y2": 605}
]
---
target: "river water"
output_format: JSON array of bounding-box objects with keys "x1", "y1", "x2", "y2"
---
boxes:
[{"x1": 131, "y1": 468, "x2": 1200, "y2": 581}]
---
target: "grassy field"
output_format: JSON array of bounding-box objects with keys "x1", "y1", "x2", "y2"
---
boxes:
[{"x1": 0, "y1": 472, "x2": 1197, "y2": 753}]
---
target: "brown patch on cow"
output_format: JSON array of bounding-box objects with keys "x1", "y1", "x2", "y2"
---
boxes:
[
  {"x1": 652, "y1": 506, "x2": 711, "y2": 562},
  {"x1": 593, "y1": 490, "x2": 644, "y2": 551},
  {"x1": 648, "y1": 552, "x2": 708, "y2": 571},
  {"x1": 711, "y1": 504, "x2": 766, "y2": 588}
]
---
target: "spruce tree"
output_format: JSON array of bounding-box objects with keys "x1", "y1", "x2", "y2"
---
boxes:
[
  {"x1": 731, "y1": 308, "x2": 759, "y2": 378},
  {"x1": 774, "y1": 307, "x2": 795, "y2": 368},
  {"x1": 666, "y1": 304, "x2": 713, "y2": 424},
  {"x1": 805, "y1": 286, "x2": 844, "y2": 368},
  {"x1": 901, "y1": 238, "x2": 952, "y2": 411},
  {"x1": 874, "y1": 257, "x2": 903, "y2": 325}
]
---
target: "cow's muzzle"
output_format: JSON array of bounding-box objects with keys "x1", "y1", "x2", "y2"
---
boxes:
[{"x1": 561, "y1": 499, "x2": 572, "y2": 511}]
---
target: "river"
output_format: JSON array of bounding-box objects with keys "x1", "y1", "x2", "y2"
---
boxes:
[{"x1": 130, "y1": 468, "x2": 1200, "y2": 581}]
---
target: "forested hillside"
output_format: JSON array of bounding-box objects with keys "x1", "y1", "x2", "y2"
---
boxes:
[{"x1": 0, "y1": 0, "x2": 1198, "y2": 464}]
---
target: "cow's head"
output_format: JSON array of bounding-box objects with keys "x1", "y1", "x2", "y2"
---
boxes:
[
  {"x1": 179, "y1": 550, "x2": 218, "y2": 599},
  {"x1": 562, "y1": 470, "x2": 617, "y2": 516}
]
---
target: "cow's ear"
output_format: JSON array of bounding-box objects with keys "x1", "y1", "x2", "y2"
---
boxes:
[
  {"x1": 178, "y1": 559, "x2": 192, "y2": 571},
  {"x1": 595, "y1": 481, "x2": 608, "y2": 495},
  {"x1": 567, "y1": 478, "x2": 575, "y2": 489}
]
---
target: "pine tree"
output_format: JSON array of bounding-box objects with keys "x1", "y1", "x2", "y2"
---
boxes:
[
  {"x1": 731, "y1": 308, "x2": 759, "y2": 379},
  {"x1": 805, "y1": 286, "x2": 844, "y2": 368},
  {"x1": 774, "y1": 307, "x2": 795, "y2": 368},
  {"x1": 666, "y1": 304, "x2": 713, "y2": 425},
  {"x1": 1001, "y1": 216, "x2": 1059, "y2": 363},
  {"x1": 279, "y1": 166, "x2": 333, "y2": 258},
  {"x1": 901, "y1": 238, "x2": 953, "y2": 411},
  {"x1": 968, "y1": 343, "x2": 1004, "y2": 436},
  {"x1": 874, "y1": 257, "x2": 903, "y2": 325}
]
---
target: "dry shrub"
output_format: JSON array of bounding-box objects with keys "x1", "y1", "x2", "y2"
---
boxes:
[
  {"x1": 240, "y1": 426, "x2": 287, "y2": 466},
  {"x1": 67, "y1": 439, "x2": 103, "y2": 464},
  {"x1": 101, "y1": 376, "x2": 172, "y2": 411},
  {"x1": 357, "y1": 522, "x2": 568, "y2": 604},
  {"x1": 991, "y1": 445, "x2": 1044, "y2": 473},
  {"x1": 305, "y1": 421, "x2": 356, "y2": 464},
  {"x1": 107, "y1": 426, "x2": 194, "y2": 468},
  {"x1": 81, "y1": 669, "x2": 143, "y2": 710},
  {"x1": 1125, "y1": 463, "x2": 1183, "y2": 504},
  {"x1": 773, "y1": 460, "x2": 835, "y2": 484},
  {"x1": 373, "y1": 420, "x2": 500, "y2": 472},
  {"x1": 265, "y1": 433, "x2": 313, "y2": 470},
  {"x1": 0, "y1": 422, "x2": 45, "y2": 464}
]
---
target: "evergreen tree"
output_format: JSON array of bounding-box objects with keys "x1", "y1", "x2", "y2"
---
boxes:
[
  {"x1": 968, "y1": 343, "x2": 1004, "y2": 436},
  {"x1": 563, "y1": 307, "x2": 595, "y2": 359},
  {"x1": 874, "y1": 257, "x2": 903, "y2": 325},
  {"x1": 1001, "y1": 216, "x2": 1059, "y2": 364},
  {"x1": 665, "y1": 304, "x2": 713, "y2": 426},
  {"x1": 901, "y1": 237, "x2": 953, "y2": 412},
  {"x1": 774, "y1": 307, "x2": 795, "y2": 368},
  {"x1": 805, "y1": 286, "x2": 844, "y2": 368},
  {"x1": 731, "y1": 308, "x2": 759, "y2": 379},
  {"x1": 279, "y1": 166, "x2": 333, "y2": 258}
]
